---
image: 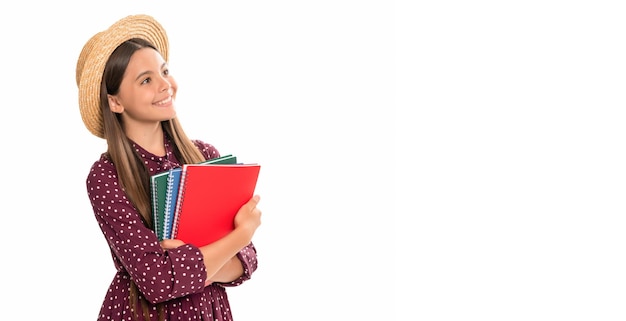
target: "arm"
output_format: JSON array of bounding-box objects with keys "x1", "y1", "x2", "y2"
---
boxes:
[
  {"x1": 191, "y1": 140, "x2": 261, "y2": 285},
  {"x1": 199, "y1": 195, "x2": 259, "y2": 280},
  {"x1": 210, "y1": 255, "x2": 244, "y2": 283},
  {"x1": 213, "y1": 242, "x2": 258, "y2": 287},
  {"x1": 162, "y1": 242, "x2": 258, "y2": 286},
  {"x1": 160, "y1": 196, "x2": 261, "y2": 286},
  {"x1": 87, "y1": 158, "x2": 207, "y2": 304}
]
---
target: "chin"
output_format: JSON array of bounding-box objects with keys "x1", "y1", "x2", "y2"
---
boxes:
[{"x1": 162, "y1": 109, "x2": 177, "y2": 119}]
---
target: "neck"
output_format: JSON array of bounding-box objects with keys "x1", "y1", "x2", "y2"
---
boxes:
[{"x1": 125, "y1": 123, "x2": 166, "y2": 156}]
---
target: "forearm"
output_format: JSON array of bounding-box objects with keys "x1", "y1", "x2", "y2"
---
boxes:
[
  {"x1": 200, "y1": 225, "x2": 253, "y2": 281},
  {"x1": 206, "y1": 256, "x2": 244, "y2": 284}
]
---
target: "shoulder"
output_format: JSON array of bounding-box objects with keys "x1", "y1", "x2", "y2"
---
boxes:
[
  {"x1": 192, "y1": 139, "x2": 221, "y2": 160},
  {"x1": 86, "y1": 153, "x2": 118, "y2": 186}
]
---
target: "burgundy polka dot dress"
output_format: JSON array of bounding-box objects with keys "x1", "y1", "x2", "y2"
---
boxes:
[{"x1": 86, "y1": 136, "x2": 258, "y2": 321}]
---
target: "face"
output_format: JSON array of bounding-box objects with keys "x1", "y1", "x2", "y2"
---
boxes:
[{"x1": 107, "y1": 47, "x2": 178, "y2": 131}]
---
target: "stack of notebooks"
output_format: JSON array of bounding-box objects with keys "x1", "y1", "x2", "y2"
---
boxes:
[{"x1": 150, "y1": 154, "x2": 261, "y2": 247}]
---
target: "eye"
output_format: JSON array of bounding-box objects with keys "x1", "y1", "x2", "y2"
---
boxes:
[
  {"x1": 163, "y1": 69, "x2": 170, "y2": 76},
  {"x1": 141, "y1": 77, "x2": 152, "y2": 85}
]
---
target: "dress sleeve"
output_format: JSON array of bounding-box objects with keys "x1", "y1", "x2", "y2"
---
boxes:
[
  {"x1": 218, "y1": 242, "x2": 258, "y2": 287},
  {"x1": 192, "y1": 139, "x2": 220, "y2": 160},
  {"x1": 86, "y1": 156, "x2": 208, "y2": 304}
]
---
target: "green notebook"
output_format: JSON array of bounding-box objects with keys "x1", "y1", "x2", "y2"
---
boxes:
[
  {"x1": 198, "y1": 154, "x2": 238, "y2": 165},
  {"x1": 150, "y1": 170, "x2": 170, "y2": 239}
]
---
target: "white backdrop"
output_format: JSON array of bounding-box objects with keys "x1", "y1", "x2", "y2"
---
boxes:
[
  {"x1": 3, "y1": 1, "x2": 626, "y2": 320},
  {"x1": 0, "y1": 1, "x2": 396, "y2": 321}
]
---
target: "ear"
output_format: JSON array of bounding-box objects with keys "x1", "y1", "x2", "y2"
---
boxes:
[{"x1": 107, "y1": 94, "x2": 124, "y2": 114}]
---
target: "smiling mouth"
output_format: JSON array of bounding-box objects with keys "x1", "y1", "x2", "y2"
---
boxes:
[{"x1": 154, "y1": 96, "x2": 172, "y2": 106}]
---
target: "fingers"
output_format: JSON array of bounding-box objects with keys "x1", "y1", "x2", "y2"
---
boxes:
[
  {"x1": 160, "y1": 239, "x2": 185, "y2": 250},
  {"x1": 244, "y1": 195, "x2": 261, "y2": 211},
  {"x1": 234, "y1": 195, "x2": 262, "y2": 231}
]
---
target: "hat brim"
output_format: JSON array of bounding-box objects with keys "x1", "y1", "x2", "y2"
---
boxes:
[{"x1": 76, "y1": 14, "x2": 169, "y2": 138}]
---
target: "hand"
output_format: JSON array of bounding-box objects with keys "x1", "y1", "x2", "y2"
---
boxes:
[
  {"x1": 160, "y1": 239, "x2": 186, "y2": 250},
  {"x1": 234, "y1": 195, "x2": 262, "y2": 234}
]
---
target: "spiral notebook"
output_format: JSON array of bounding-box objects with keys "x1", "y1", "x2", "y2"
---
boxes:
[
  {"x1": 162, "y1": 167, "x2": 183, "y2": 240},
  {"x1": 150, "y1": 154, "x2": 240, "y2": 241},
  {"x1": 171, "y1": 163, "x2": 261, "y2": 247},
  {"x1": 150, "y1": 170, "x2": 171, "y2": 240}
]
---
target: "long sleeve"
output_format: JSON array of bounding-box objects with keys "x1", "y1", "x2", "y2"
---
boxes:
[{"x1": 87, "y1": 156, "x2": 207, "y2": 304}]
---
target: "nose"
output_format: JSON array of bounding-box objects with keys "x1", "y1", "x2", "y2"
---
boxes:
[{"x1": 159, "y1": 76, "x2": 172, "y2": 92}]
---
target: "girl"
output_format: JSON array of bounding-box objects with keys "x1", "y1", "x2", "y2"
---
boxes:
[{"x1": 75, "y1": 14, "x2": 261, "y2": 321}]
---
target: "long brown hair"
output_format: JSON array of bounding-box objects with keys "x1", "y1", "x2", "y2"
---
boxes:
[{"x1": 100, "y1": 38, "x2": 206, "y2": 321}]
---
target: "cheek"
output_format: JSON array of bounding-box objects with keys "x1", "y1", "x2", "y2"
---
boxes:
[{"x1": 171, "y1": 82, "x2": 178, "y2": 97}]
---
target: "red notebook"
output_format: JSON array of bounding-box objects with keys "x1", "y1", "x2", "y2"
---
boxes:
[{"x1": 172, "y1": 163, "x2": 261, "y2": 247}]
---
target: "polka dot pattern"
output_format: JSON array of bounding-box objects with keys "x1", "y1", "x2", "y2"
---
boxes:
[{"x1": 87, "y1": 136, "x2": 258, "y2": 320}]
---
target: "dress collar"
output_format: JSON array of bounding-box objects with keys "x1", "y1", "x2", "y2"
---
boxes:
[{"x1": 130, "y1": 132, "x2": 180, "y2": 173}]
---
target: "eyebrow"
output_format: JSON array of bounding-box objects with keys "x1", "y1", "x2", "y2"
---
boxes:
[{"x1": 135, "y1": 62, "x2": 168, "y2": 81}]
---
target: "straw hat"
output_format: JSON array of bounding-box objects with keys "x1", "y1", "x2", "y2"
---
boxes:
[{"x1": 75, "y1": 14, "x2": 169, "y2": 138}]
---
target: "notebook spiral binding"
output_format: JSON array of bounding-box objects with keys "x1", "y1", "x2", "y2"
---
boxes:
[
  {"x1": 171, "y1": 165, "x2": 189, "y2": 238},
  {"x1": 163, "y1": 168, "x2": 176, "y2": 239},
  {"x1": 150, "y1": 179, "x2": 160, "y2": 237}
]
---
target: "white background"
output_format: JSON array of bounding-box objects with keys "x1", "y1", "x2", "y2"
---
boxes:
[
  {"x1": 2, "y1": 1, "x2": 626, "y2": 320},
  {"x1": 1, "y1": 1, "x2": 396, "y2": 320}
]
